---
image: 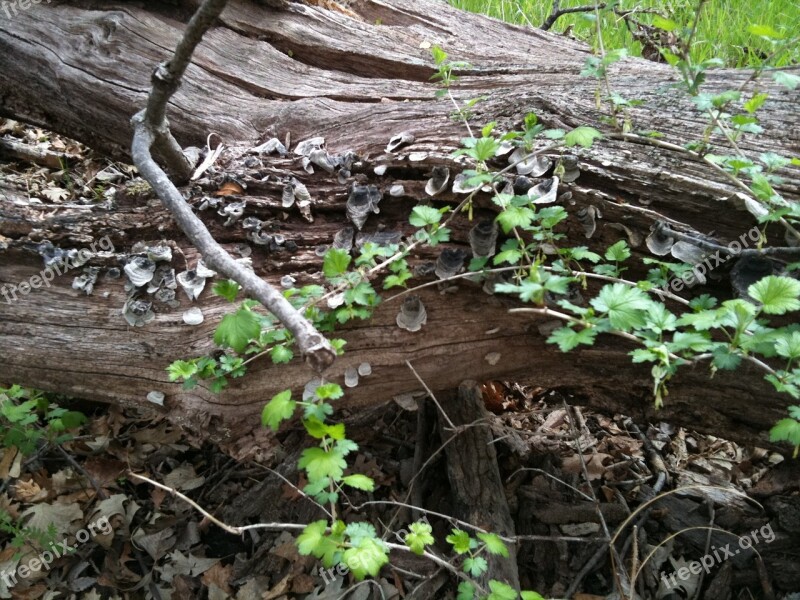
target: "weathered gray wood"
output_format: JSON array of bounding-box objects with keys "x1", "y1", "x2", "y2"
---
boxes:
[{"x1": 0, "y1": 0, "x2": 798, "y2": 450}]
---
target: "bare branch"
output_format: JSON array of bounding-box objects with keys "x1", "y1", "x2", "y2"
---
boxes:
[
  {"x1": 541, "y1": 1, "x2": 607, "y2": 31},
  {"x1": 130, "y1": 0, "x2": 336, "y2": 373}
]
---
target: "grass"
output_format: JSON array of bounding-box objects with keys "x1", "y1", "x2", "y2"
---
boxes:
[{"x1": 448, "y1": 0, "x2": 800, "y2": 67}]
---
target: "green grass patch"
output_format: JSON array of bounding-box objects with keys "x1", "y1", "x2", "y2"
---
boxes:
[{"x1": 448, "y1": 0, "x2": 800, "y2": 67}]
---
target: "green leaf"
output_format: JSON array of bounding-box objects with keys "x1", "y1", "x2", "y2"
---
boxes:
[
  {"x1": 496, "y1": 205, "x2": 535, "y2": 233},
  {"x1": 270, "y1": 344, "x2": 293, "y2": 364},
  {"x1": 298, "y1": 446, "x2": 347, "y2": 482},
  {"x1": 747, "y1": 24, "x2": 784, "y2": 39},
  {"x1": 749, "y1": 276, "x2": 800, "y2": 314},
  {"x1": 712, "y1": 346, "x2": 742, "y2": 370},
  {"x1": 744, "y1": 93, "x2": 769, "y2": 114},
  {"x1": 463, "y1": 556, "x2": 488, "y2": 577},
  {"x1": 604, "y1": 240, "x2": 631, "y2": 262},
  {"x1": 342, "y1": 474, "x2": 375, "y2": 492},
  {"x1": 590, "y1": 284, "x2": 651, "y2": 330},
  {"x1": 315, "y1": 383, "x2": 344, "y2": 400},
  {"x1": 457, "y1": 582, "x2": 476, "y2": 600},
  {"x1": 167, "y1": 360, "x2": 198, "y2": 382},
  {"x1": 477, "y1": 532, "x2": 509, "y2": 557},
  {"x1": 405, "y1": 522, "x2": 435, "y2": 555},
  {"x1": 776, "y1": 331, "x2": 800, "y2": 361},
  {"x1": 652, "y1": 15, "x2": 677, "y2": 31},
  {"x1": 547, "y1": 326, "x2": 597, "y2": 352},
  {"x1": 487, "y1": 580, "x2": 518, "y2": 600},
  {"x1": 343, "y1": 537, "x2": 389, "y2": 580},
  {"x1": 446, "y1": 529, "x2": 472, "y2": 554},
  {"x1": 668, "y1": 331, "x2": 713, "y2": 353},
  {"x1": 770, "y1": 418, "x2": 800, "y2": 446},
  {"x1": 790, "y1": 405, "x2": 800, "y2": 419},
  {"x1": 261, "y1": 390, "x2": 295, "y2": 430},
  {"x1": 214, "y1": 307, "x2": 262, "y2": 353},
  {"x1": 564, "y1": 126, "x2": 602, "y2": 149},
  {"x1": 409, "y1": 205, "x2": 444, "y2": 227},
  {"x1": 297, "y1": 520, "x2": 329, "y2": 556},
  {"x1": 773, "y1": 72, "x2": 800, "y2": 90},
  {"x1": 323, "y1": 248, "x2": 352, "y2": 278},
  {"x1": 213, "y1": 280, "x2": 241, "y2": 302},
  {"x1": 521, "y1": 592, "x2": 547, "y2": 600}
]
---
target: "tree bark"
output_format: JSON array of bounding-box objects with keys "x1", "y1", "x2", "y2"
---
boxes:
[{"x1": 1, "y1": 0, "x2": 798, "y2": 451}]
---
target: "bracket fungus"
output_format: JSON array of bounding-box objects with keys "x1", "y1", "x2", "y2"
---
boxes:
[
  {"x1": 425, "y1": 166, "x2": 450, "y2": 196},
  {"x1": 529, "y1": 176, "x2": 559, "y2": 205},
  {"x1": 124, "y1": 256, "x2": 156, "y2": 288},
  {"x1": 435, "y1": 248, "x2": 467, "y2": 280},
  {"x1": 123, "y1": 297, "x2": 155, "y2": 327},
  {"x1": 509, "y1": 149, "x2": 552, "y2": 177},
  {"x1": 576, "y1": 206, "x2": 600, "y2": 239},
  {"x1": 386, "y1": 131, "x2": 415, "y2": 153},
  {"x1": 346, "y1": 184, "x2": 382, "y2": 230},
  {"x1": 468, "y1": 220, "x2": 499, "y2": 258},
  {"x1": 396, "y1": 295, "x2": 427, "y2": 332},
  {"x1": 182, "y1": 307, "x2": 204, "y2": 325}
]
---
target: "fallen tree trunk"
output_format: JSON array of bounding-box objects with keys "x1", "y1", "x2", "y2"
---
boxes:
[{"x1": 1, "y1": 0, "x2": 799, "y2": 451}]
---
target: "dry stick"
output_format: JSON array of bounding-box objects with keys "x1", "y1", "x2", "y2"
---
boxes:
[
  {"x1": 128, "y1": 471, "x2": 306, "y2": 535},
  {"x1": 541, "y1": 1, "x2": 607, "y2": 31},
  {"x1": 130, "y1": 0, "x2": 335, "y2": 373},
  {"x1": 563, "y1": 401, "x2": 624, "y2": 599}
]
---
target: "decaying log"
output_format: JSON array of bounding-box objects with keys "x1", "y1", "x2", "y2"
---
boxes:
[{"x1": 0, "y1": 0, "x2": 799, "y2": 449}]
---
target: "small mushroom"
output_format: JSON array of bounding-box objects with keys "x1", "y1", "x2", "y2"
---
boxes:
[
  {"x1": 435, "y1": 248, "x2": 467, "y2": 280},
  {"x1": 309, "y1": 148, "x2": 336, "y2": 173},
  {"x1": 72, "y1": 267, "x2": 100, "y2": 295},
  {"x1": 236, "y1": 244, "x2": 252, "y2": 258},
  {"x1": 576, "y1": 206, "x2": 600, "y2": 238},
  {"x1": 145, "y1": 245, "x2": 172, "y2": 263},
  {"x1": 183, "y1": 307, "x2": 204, "y2": 325},
  {"x1": 327, "y1": 292, "x2": 346, "y2": 308},
  {"x1": 468, "y1": 220, "x2": 499, "y2": 258},
  {"x1": 645, "y1": 223, "x2": 675, "y2": 256},
  {"x1": 196, "y1": 260, "x2": 216, "y2": 278},
  {"x1": 281, "y1": 275, "x2": 296, "y2": 288},
  {"x1": 332, "y1": 226, "x2": 355, "y2": 252},
  {"x1": 294, "y1": 179, "x2": 312, "y2": 204},
  {"x1": 396, "y1": 295, "x2": 427, "y2": 332},
  {"x1": 123, "y1": 298, "x2": 154, "y2": 327},
  {"x1": 357, "y1": 362, "x2": 372, "y2": 377},
  {"x1": 242, "y1": 216, "x2": 262, "y2": 231},
  {"x1": 386, "y1": 131, "x2": 415, "y2": 153},
  {"x1": 513, "y1": 176, "x2": 534, "y2": 195},
  {"x1": 510, "y1": 148, "x2": 552, "y2": 176},
  {"x1": 249, "y1": 231, "x2": 273, "y2": 246},
  {"x1": 452, "y1": 172, "x2": 481, "y2": 194},
  {"x1": 560, "y1": 154, "x2": 580, "y2": 183},
  {"x1": 154, "y1": 287, "x2": 176, "y2": 304},
  {"x1": 249, "y1": 137, "x2": 287, "y2": 155},
  {"x1": 389, "y1": 184, "x2": 405, "y2": 197},
  {"x1": 219, "y1": 200, "x2": 246, "y2": 226},
  {"x1": 148, "y1": 265, "x2": 177, "y2": 293},
  {"x1": 529, "y1": 177, "x2": 559, "y2": 205},
  {"x1": 124, "y1": 256, "x2": 156, "y2": 287},
  {"x1": 344, "y1": 367, "x2": 359, "y2": 388},
  {"x1": 425, "y1": 166, "x2": 450, "y2": 196},
  {"x1": 176, "y1": 270, "x2": 206, "y2": 301},
  {"x1": 670, "y1": 241, "x2": 706, "y2": 265},
  {"x1": 373, "y1": 164, "x2": 388, "y2": 176},
  {"x1": 146, "y1": 391, "x2": 165, "y2": 406},
  {"x1": 408, "y1": 152, "x2": 428, "y2": 162},
  {"x1": 293, "y1": 136, "x2": 325, "y2": 157},
  {"x1": 337, "y1": 169, "x2": 351, "y2": 185},
  {"x1": 281, "y1": 181, "x2": 296, "y2": 208},
  {"x1": 346, "y1": 185, "x2": 379, "y2": 230}
]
